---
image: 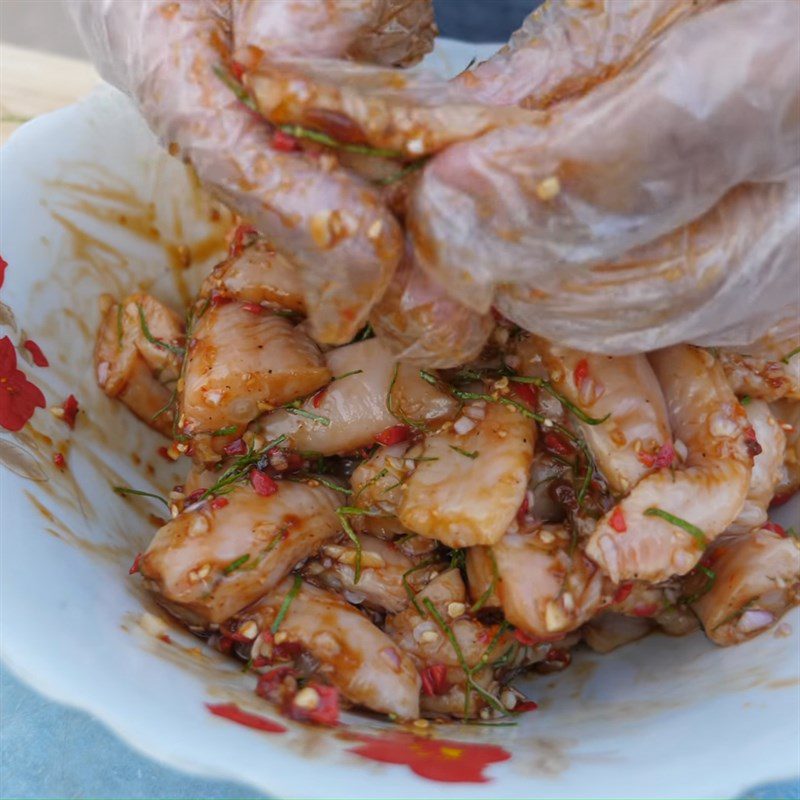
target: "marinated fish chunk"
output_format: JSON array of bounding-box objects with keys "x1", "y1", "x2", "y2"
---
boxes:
[
  {"x1": 398, "y1": 401, "x2": 535, "y2": 547},
  {"x1": 182, "y1": 302, "x2": 329, "y2": 435},
  {"x1": 139, "y1": 482, "x2": 340, "y2": 625}
]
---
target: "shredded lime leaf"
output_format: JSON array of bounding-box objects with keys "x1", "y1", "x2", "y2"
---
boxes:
[
  {"x1": 644, "y1": 507, "x2": 708, "y2": 549},
  {"x1": 113, "y1": 486, "x2": 169, "y2": 509},
  {"x1": 223, "y1": 554, "x2": 251, "y2": 575},
  {"x1": 270, "y1": 573, "x2": 303, "y2": 635}
]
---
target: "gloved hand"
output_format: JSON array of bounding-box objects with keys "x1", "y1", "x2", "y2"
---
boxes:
[
  {"x1": 248, "y1": 0, "x2": 800, "y2": 359},
  {"x1": 410, "y1": 0, "x2": 800, "y2": 354},
  {"x1": 68, "y1": 0, "x2": 436, "y2": 345}
]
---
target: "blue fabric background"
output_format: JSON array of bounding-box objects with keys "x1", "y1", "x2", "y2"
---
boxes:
[{"x1": 1, "y1": 1, "x2": 798, "y2": 797}]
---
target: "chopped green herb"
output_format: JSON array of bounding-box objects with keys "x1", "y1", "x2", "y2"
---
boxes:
[
  {"x1": 422, "y1": 598, "x2": 509, "y2": 717},
  {"x1": 270, "y1": 573, "x2": 303, "y2": 635},
  {"x1": 740, "y1": 395, "x2": 752, "y2": 406},
  {"x1": 786, "y1": 527, "x2": 799, "y2": 539},
  {"x1": 212, "y1": 63, "x2": 257, "y2": 110},
  {"x1": 682, "y1": 564, "x2": 716, "y2": 605},
  {"x1": 211, "y1": 425, "x2": 238, "y2": 437},
  {"x1": 644, "y1": 507, "x2": 707, "y2": 549},
  {"x1": 449, "y1": 445, "x2": 479, "y2": 459},
  {"x1": 336, "y1": 507, "x2": 379, "y2": 583},
  {"x1": 116, "y1": 303, "x2": 124, "y2": 346},
  {"x1": 113, "y1": 486, "x2": 169, "y2": 509},
  {"x1": 316, "y1": 475, "x2": 351, "y2": 494},
  {"x1": 511, "y1": 376, "x2": 610, "y2": 426},
  {"x1": 402, "y1": 558, "x2": 437, "y2": 616},
  {"x1": 200, "y1": 434, "x2": 287, "y2": 500},
  {"x1": 223, "y1": 554, "x2": 251, "y2": 575},
  {"x1": 353, "y1": 468, "x2": 388, "y2": 501},
  {"x1": 136, "y1": 303, "x2": 185, "y2": 357},
  {"x1": 418, "y1": 369, "x2": 438, "y2": 385},
  {"x1": 332, "y1": 369, "x2": 363, "y2": 381},
  {"x1": 449, "y1": 548, "x2": 466, "y2": 570},
  {"x1": 151, "y1": 387, "x2": 177, "y2": 422},
  {"x1": 356, "y1": 323, "x2": 374, "y2": 341},
  {"x1": 375, "y1": 158, "x2": 428, "y2": 186},
  {"x1": 470, "y1": 550, "x2": 498, "y2": 613},
  {"x1": 387, "y1": 364, "x2": 428, "y2": 431},
  {"x1": 272, "y1": 308, "x2": 303, "y2": 319},
  {"x1": 781, "y1": 346, "x2": 800, "y2": 364},
  {"x1": 283, "y1": 401, "x2": 331, "y2": 426},
  {"x1": 277, "y1": 124, "x2": 404, "y2": 159}
]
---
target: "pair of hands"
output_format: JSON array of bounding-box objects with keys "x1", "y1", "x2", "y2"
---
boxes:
[{"x1": 70, "y1": 0, "x2": 799, "y2": 364}]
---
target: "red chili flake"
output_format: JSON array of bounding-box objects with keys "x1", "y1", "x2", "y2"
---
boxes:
[
  {"x1": 157, "y1": 446, "x2": 172, "y2": 461},
  {"x1": 229, "y1": 60, "x2": 245, "y2": 82},
  {"x1": 545, "y1": 648, "x2": 571, "y2": 665},
  {"x1": 286, "y1": 452, "x2": 304, "y2": 472},
  {"x1": 256, "y1": 666, "x2": 295, "y2": 703},
  {"x1": 223, "y1": 437, "x2": 247, "y2": 456},
  {"x1": 221, "y1": 621, "x2": 257, "y2": 644},
  {"x1": 573, "y1": 358, "x2": 589, "y2": 388},
  {"x1": 374, "y1": 424, "x2": 411, "y2": 446},
  {"x1": 632, "y1": 603, "x2": 660, "y2": 618},
  {"x1": 762, "y1": 521, "x2": 787, "y2": 538},
  {"x1": 229, "y1": 224, "x2": 257, "y2": 258},
  {"x1": 206, "y1": 702, "x2": 286, "y2": 734},
  {"x1": 60, "y1": 394, "x2": 79, "y2": 428},
  {"x1": 511, "y1": 381, "x2": 537, "y2": 407},
  {"x1": 185, "y1": 488, "x2": 206, "y2": 505},
  {"x1": 543, "y1": 432, "x2": 573, "y2": 457},
  {"x1": 211, "y1": 497, "x2": 229, "y2": 511},
  {"x1": 23, "y1": 340, "x2": 49, "y2": 367},
  {"x1": 515, "y1": 700, "x2": 538, "y2": 713},
  {"x1": 609, "y1": 506, "x2": 627, "y2": 533},
  {"x1": 612, "y1": 582, "x2": 634, "y2": 605},
  {"x1": 158, "y1": 634, "x2": 172, "y2": 644},
  {"x1": 770, "y1": 490, "x2": 797, "y2": 508},
  {"x1": 271, "y1": 129, "x2": 301, "y2": 152},
  {"x1": 311, "y1": 387, "x2": 327, "y2": 408},
  {"x1": 210, "y1": 290, "x2": 231, "y2": 307},
  {"x1": 273, "y1": 640, "x2": 303, "y2": 662},
  {"x1": 288, "y1": 683, "x2": 340, "y2": 727},
  {"x1": 52, "y1": 452, "x2": 66, "y2": 469},
  {"x1": 250, "y1": 469, "x2": 279, "y2": 497},
  {"x1": 347, "y1": 732, "x2": 511, "y2": 783},
  {"x1": 516, "y1": 495, "x2": 529, "y2": 524},
  {"x1": 513, "y1": 629, "x2": 540, "y2": 647},
  {"x1": 743, "y1": 425, "x2": 762, "y2": 458},
  {"x1": 217, "y1": 636, "x2": 234, "y2": 655},
  {"x1": 420, "y1": 664, "x2": 450, "y2": 697},
  {"x1": 129, "y1": 552, "x2": 143, "y2": 575},
  {"x1": 241, "y1": 302, "x2": 263, "y2": 314},
  {"x1": 0, "y1": 255, "x2": 6, "y2": 289},
  {"x1": 0, "y1": 336, "x2": 46, "y2": 432},
  {"x1": 638, "y1": 441, "x2": 676, "y2": 469}
]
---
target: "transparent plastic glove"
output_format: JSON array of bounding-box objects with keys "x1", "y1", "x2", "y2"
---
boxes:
[
  {"x1": 454, "y1": 0, "x2": 715, "y2": 107},
  {"x1": 369, "y1": 259, "x2": 494, "y2": 367},
  {"x1": 68, "y1": 0, "x2": 435, "y2": 345},
  {"x1": 409, "y1": 0, "x2": 800, "y2": 335}
]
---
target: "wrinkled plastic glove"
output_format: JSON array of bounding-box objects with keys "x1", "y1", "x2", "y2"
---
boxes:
[
  {"x1": 409, "y1": 0, "x2": 800, "y2": 353},
  {"x1": 68, "y1": 0, "x2": 436, "y2": 345},
  {"x1": 248, "y1": 0, "x2": 799, "y2": 358}
]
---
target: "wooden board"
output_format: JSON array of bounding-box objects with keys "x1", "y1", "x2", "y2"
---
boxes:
[{"x1": 0, "y1": 44, "x2": 98, "y2": 143}]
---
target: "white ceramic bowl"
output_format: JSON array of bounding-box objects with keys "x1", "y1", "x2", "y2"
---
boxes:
[{"x1": 1, "y1": 39, "x2": 798, "y2": 800}]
